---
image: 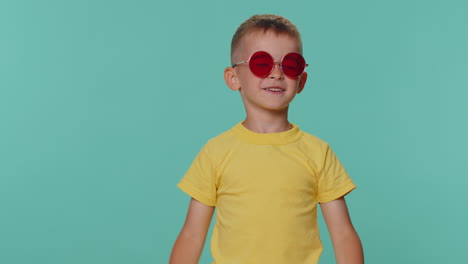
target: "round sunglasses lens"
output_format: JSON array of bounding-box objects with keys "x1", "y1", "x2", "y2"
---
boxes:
[
  {"x1": 249, "y1": 51, "x2": 273, "y2": 77},
  {"x1": 282, "y1": 53, "x2": 306, "y2": 78}
]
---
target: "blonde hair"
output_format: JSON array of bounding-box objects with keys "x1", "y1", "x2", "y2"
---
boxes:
[{"x1": 231, "y1": 14, "x2": 302, "y2": 62}]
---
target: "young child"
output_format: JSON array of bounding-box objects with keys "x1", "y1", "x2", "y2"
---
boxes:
[{"x1": 169, "y1": 14, "x2": 363, "y2": 264}]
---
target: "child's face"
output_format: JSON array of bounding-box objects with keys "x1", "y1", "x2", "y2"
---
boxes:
[{"x1": 227, "y1": 30, "x2": 307, "y2": 113}]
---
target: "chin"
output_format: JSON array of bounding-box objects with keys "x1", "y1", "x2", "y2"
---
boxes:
[{"x1": 263, "y1": 104, "x2": 290, "y2": 111}]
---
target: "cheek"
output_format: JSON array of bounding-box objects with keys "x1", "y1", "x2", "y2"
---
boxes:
[
  {"x1": 239, "y1": 74, "x2": 261, "y2": 88},
  {"x1": 286, "y1": 79, "x2": 300, "y2": 89}
]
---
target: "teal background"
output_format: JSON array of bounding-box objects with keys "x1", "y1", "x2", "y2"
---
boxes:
[{"x1": 1, "y1": 0, "x2": 467, "y2": 263}]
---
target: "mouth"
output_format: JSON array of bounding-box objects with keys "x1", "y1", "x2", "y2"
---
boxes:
[{"x1": 263, "y1": 87, "x2": 286, "y2": 94}]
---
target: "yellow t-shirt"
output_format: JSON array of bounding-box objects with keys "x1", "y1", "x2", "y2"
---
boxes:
[{"x1": 177, "y1": 121, "x2": 356, "y2": 264}]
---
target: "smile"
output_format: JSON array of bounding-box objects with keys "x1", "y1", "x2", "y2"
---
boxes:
[{"x1": 263, "y1": 88, "x2": 285, "y2": 92}]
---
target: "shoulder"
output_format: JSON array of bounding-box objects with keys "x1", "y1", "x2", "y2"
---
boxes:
[
  {"x1": 191, "y1": 124, "x2": 242, "y2": 171},
  {"x1": 297, "y1": 129, "x2": 331, "y2": 151},
  {"x1": 200, "y1": 123, "x2": 241, "y2": 156},
  {"x1": 205, "y1": 125, "x2": 238, "y2": 147}
]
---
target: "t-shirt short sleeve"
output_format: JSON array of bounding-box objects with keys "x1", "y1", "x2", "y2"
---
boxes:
[
  {"x1": 177, "y1": 143, "x2": 217, "y2": 206},
  {"x1": 317, "y1": 145, "x2": 356, "y2": 203}
]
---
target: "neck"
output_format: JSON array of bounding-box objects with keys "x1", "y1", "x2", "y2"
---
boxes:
[{"x1": 242, "y1": 109, "x2": 291, "y2": 133}]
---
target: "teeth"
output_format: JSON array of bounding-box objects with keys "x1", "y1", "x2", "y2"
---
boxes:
[{"x1": 266, "y1": 88, "x2": 283, "y2": 92}]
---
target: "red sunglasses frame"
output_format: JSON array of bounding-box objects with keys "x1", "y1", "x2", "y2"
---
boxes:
[{"x1": 231, "y1": 51, "x2": 308, "y2": 79}]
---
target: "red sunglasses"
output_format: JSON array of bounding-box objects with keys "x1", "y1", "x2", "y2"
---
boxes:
[{"x1": 232, "y1": 51, "x2": 308, "y2": 79}]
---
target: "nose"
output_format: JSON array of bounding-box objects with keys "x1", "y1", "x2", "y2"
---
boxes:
[{"x1": 268, "y1": 62, "x2": 284, "y2": 79}]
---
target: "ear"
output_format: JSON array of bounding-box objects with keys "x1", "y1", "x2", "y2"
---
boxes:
[
  {"x1": 296, "y1": 72, "x2": 308, "y2": 94},
  {"x1": 224, "y1": 67, "x2": 241, "y2": 91}
]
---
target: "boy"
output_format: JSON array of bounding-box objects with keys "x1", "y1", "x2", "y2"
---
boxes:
[{"x1": 170, "y1": 14, "x2": 363, "y2": 264}]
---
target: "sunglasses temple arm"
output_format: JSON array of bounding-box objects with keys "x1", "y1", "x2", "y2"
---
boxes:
[{"x1": 231, "y1": 60, "x2": 248, "y2": 68}]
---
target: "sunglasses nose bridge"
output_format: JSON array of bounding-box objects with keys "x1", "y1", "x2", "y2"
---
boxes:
[{"x1": 268, "y1": 61, "x2": 284, "y2": 78}]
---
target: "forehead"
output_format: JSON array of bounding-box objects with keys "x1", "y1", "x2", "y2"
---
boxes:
[{"x1": 234, "y1": 29, "x2": 302, "y2": 60}]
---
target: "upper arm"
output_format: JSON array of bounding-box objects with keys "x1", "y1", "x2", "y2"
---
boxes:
[
  {"x1": 320, "y1": 197, "x2": 356, "y2": 238},
  {"x1": 180, "y1": 198, "x2": 215, "y2": 240}
]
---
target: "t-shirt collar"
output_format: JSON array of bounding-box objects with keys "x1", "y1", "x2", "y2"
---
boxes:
[{"x1": 231, "y1": 121, "x2": 303, "y2": 145}]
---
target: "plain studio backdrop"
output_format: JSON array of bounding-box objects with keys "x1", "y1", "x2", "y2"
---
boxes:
[{"x1": 1, "y1": 0, "x2": 467, "y2": 263}]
